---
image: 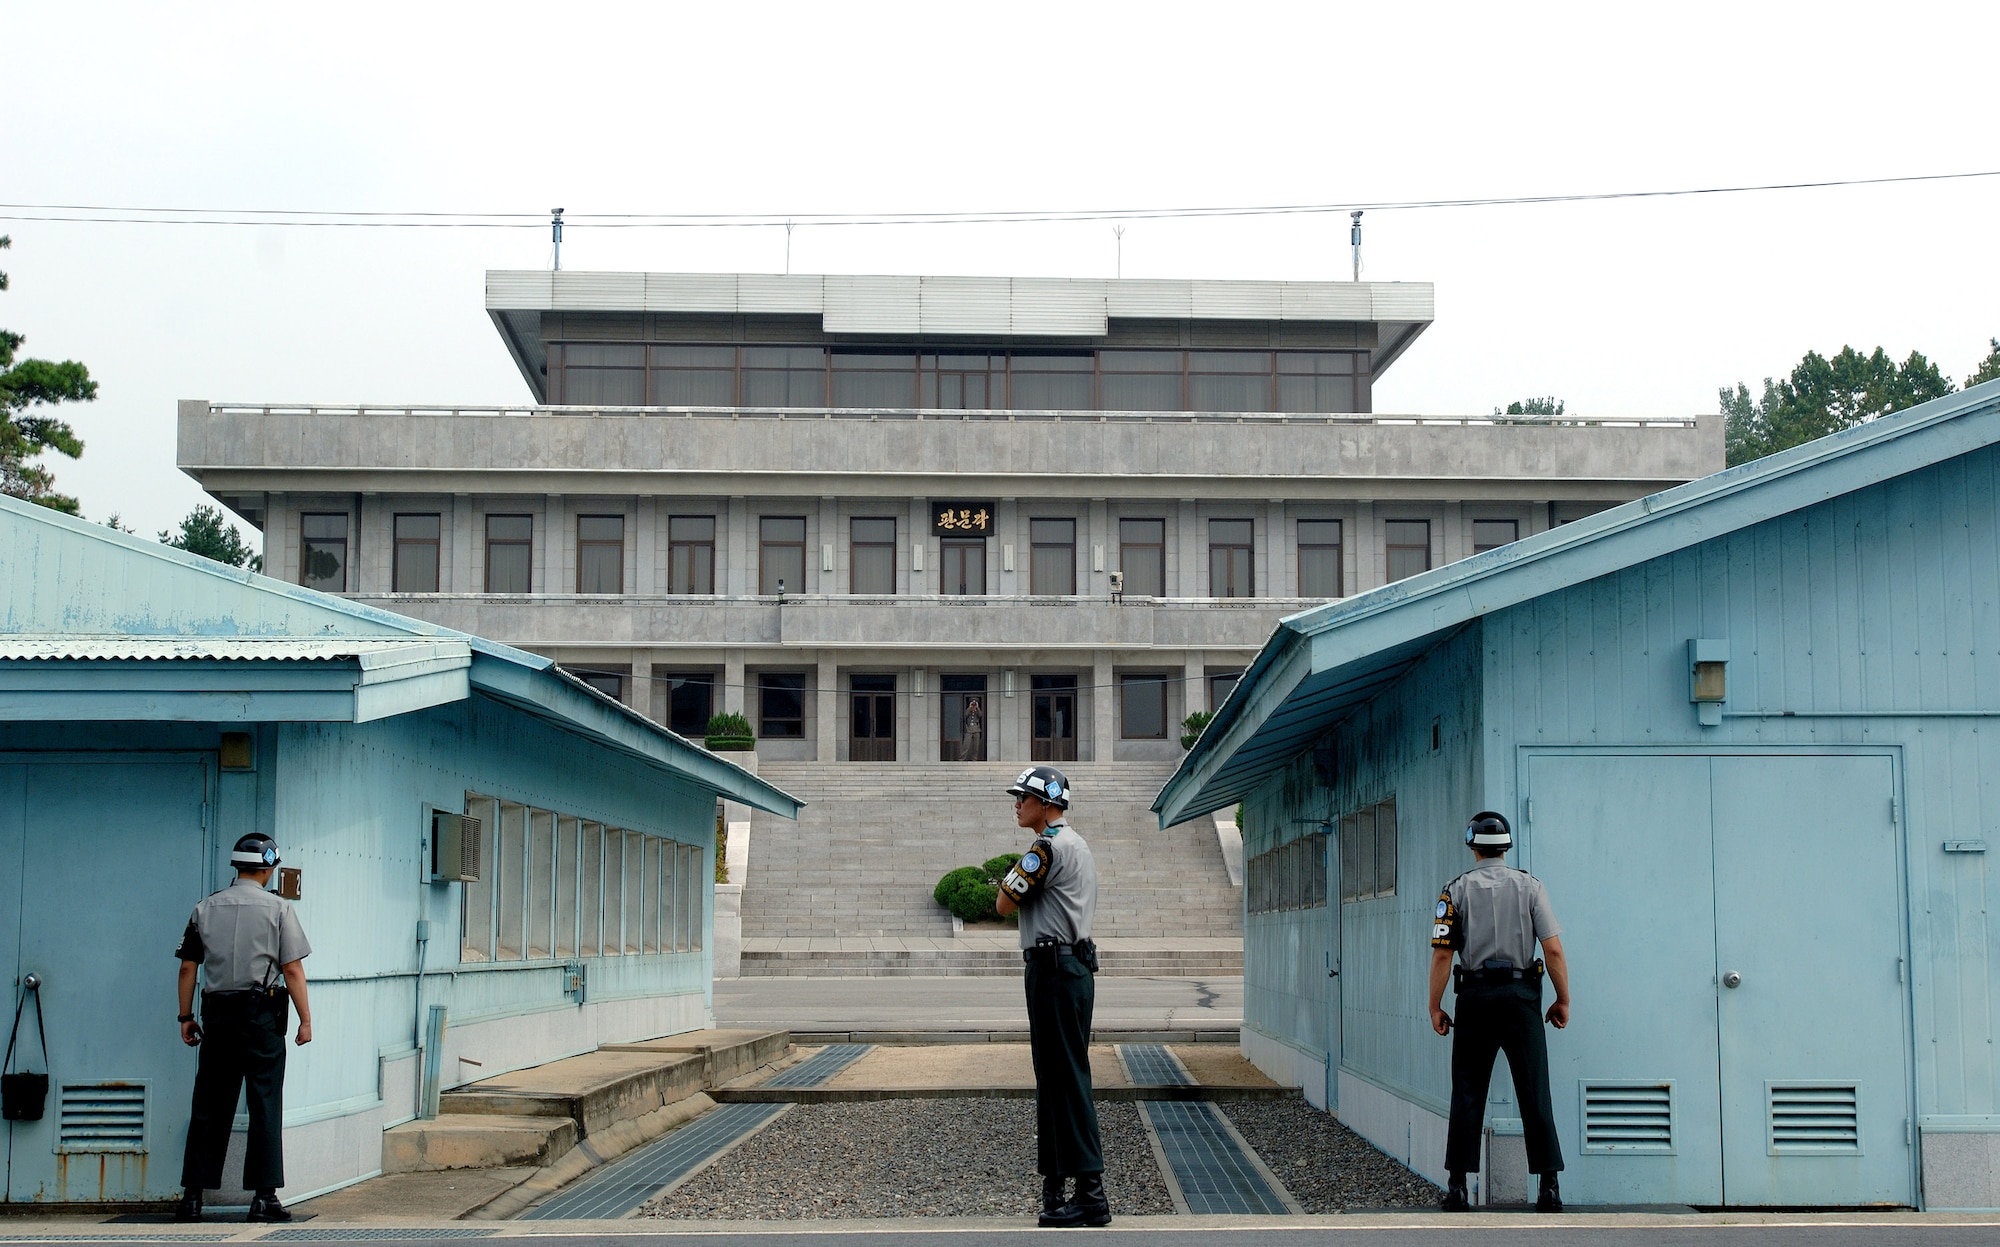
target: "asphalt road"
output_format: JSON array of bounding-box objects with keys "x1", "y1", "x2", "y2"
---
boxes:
[{"x1": 713, "y1": 974, "x2": 1243, "y2": 1033}]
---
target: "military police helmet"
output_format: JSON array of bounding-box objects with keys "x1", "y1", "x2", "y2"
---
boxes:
[
  {"x1": 1464, "y1": 811, "x2": 1512, "y2": 851},
  {"x1": 1007, "y1": 766, "x2": 1072, "y2": 810},
  {"x1": 230, "y1": 833, "x2": 282, "y2": 870}
]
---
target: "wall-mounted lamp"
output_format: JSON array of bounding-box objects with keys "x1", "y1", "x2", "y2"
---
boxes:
[{"x1": 1688, "y1": 638, "x2": 1729, "y2": 727}]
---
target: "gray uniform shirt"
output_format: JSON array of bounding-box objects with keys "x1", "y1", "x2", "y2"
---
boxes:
[
  {"x1": 174, "y1": 878, "x2": 312, "y2": 993},
  {"x1": 1431, "y1": 857, "x2": 1559, "y2": 970},
  {"x1": 1009, "y1": 823, "x2": 1098, "y2": 950}
]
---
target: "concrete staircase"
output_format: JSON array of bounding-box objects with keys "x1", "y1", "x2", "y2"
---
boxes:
[{"x1": 740, "y1": 762, "x2": 1241, "y2": 975}]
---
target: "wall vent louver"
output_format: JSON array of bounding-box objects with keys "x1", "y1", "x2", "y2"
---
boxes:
[
  {"x1": 1769, "y1": 1084, "x2": 1860, "y2": 1152},
  {"x1": 58, "y1": 1083, "x2": 146, "y2": 1152},
  {"x1": 1582, "y1": 1082, "x2": 1674, "y2": 1152}
]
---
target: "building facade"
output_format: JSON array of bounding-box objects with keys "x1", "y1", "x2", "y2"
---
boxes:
[{"x1": 180, "y1": 272, "x2": 1721, "y2": 769}]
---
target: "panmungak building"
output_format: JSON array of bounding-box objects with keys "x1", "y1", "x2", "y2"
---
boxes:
[{"x1": 179, "y1": 272, "x2": 1722, "y2": 964}]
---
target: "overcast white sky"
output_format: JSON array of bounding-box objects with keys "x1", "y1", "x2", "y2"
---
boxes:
[{"x1": 4, "y1": 1, "x2": 1998, "y2": 538}]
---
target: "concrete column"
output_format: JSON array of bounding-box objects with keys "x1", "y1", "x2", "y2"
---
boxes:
[
  {"x1": 634, "y1": 497, "x2": 656, "y2": 594},
  {"x1": 723, "y1": 648, "x2": 746, "y2": 717},
  {"x1": 1092, "y1": 652, "x2": 1115, "y2": 763},
  {"x1": 816, "y1": 651, "x2": 839, "y2": 761},
  {"x1": 358, "y1": 493, "x2": 382, "y2": 593},
  {"x1": 908, "y1": 497, "x2": 927, "y2": 594},
  {"x1": 1184, "y1": 651, "x2": 1206, "y2": 716},
  {"x1": 1087, "y1": 498, "x2": 1109, "y2": 595},
  {"x1": 819, "y1": 497, "x2": 837, "y2": 594},
  {"x1": 912, "y1": 665, "x2": 934, "y2": 761},
  {"x1": 995, "y1": 498, "x2": 1017, "y2": 594},
  {"x1": 1353, "y1": 501, "x2": 1376, "y2": 594},
  {"x1": 726, "y1": 497, "x2": 749, "y2": 596},
  {"x1": 1527, "y1": 500, "x2": 1552, "y2": 536},
  {"x1": 1441, "y1": 501, "x2": 1463, "y2": 567},
  {"x1": 1175, "y1": 500, "x2": 1200, "y2": 598},
  {"x1": 1265, "y1": 500, "x2": 1286, "y2": 597},
  {"x1": 543, "y1": 495, "x2": 564, "y2": 594},
  {"x1": 451, "y1": 496, "x2": 474, "y2": 593},
  {"x1": 265, "y1": 492, "x2": 288, "y2": 584}
]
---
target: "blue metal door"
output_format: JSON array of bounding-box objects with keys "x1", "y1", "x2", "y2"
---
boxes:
[
  {"x1": 3, "y1": 755, "x2": 211, "y2": 1203},
  {"x1": 1710, "y1": 755, "x2": 1910, "y2": 1206}
]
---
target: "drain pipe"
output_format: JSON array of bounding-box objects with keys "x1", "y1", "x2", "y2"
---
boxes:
[{"x1": 412, "y1": 919, "x2": 430, "y2": 1117}]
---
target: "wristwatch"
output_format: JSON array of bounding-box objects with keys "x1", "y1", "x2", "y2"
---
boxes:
[{"x1": 178, "y1": 1013, "x2": 195, "y2": 1023}]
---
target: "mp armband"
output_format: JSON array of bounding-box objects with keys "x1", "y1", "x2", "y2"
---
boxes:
[{"x1": 1001, "y1": 838, "x2": 1054, "y2": 901}]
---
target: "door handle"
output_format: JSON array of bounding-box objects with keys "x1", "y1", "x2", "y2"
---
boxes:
[{"x1": 1722, "y1": 970, "x2": 1742, "y2": 989}]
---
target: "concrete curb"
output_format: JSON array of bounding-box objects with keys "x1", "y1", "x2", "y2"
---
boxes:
[
  {"x1": 791, "y1": 1028, "x2": 1239, "y2": 1044},
  {"x1": 711, "y1": 1085, "x2": 1301, "y2": 1104},
  {"x1": 465, "y1": 1092, "x2": 717, "y2": 1220}
]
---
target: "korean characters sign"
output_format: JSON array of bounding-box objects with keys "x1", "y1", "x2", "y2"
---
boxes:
[{"x1": 931, "y1": 501, "x2": 995, "y2": 536}]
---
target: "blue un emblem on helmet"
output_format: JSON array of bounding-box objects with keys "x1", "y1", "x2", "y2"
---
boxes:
[
  {"x1": 1044, "y1": 781, "x2": 1062, "y2": 800},
  {"x1": 263, "y1": 847, "x2": 278, "y2": 865}
]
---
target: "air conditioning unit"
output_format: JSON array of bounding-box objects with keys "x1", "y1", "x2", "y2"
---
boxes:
[{"x1": 430, "y1": 810, "x2": 481, "y2": 883}]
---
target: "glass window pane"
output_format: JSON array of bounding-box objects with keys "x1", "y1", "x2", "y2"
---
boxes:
[
  {"x1": 672, "y1": 515, "x2": 716, "y2": 542},
  {"x1": 460, "y1": 794, "x2": 497, "y2": 962},
  {"x1": 760, "y1": 517, "x2": 806, "y2": 595},
  {"x1": 830, "y1": 354, "x2": 916, "y2": 407},
  {"x1": 1030, "y1": 521, "x2": 1075, "y2": 595},
  {"x1": 301, "y1": 514, "x2": 347, "y2": 592},
  {"x1": 624, "y1": 831, "x2": 645, "y2": 954},
  {"x1": 643, "y1": 836, "x2": 661, "y2": 954},
  {"x1": 1472, "y1": 519, "x2": 1519, "y2": 553},
  {"x1": 1353, "y1": 806, "x2": 1376, "y2": 898},
  {"x1": 852, "y1": 517, "x2": 896, "y2": 544},
  {"x1": 666, "y1": 673, "x2": 714, "y2": 737},
  {"x1": 555, "y1": 816, "x2": 578, "y2": 959},
  {"x1": 579, "y1": 515, "x2": 624, "y2": 542},
  {"x1": 301, "y1": 513, "x2": 346, "y2": 539},
  {"x1": 567, "y1": 345, "x2": 644, "y2": 366},
  {"x1": 1099, "y1": 350, "x2": 1180, "y2": 370},
  {"x1": 760, "y1": 673, "x2": 805, "y2": 737},
  {"x1": 653, "y1": 369, "x2": 734, "y2": 405},
  {"x1": 1120, "y1": 544, "x2": 1163, "y2": 597},
  {"x1": 393, "y1": 514, "x2": 441, "y2": 593},
  {"x1": 579, "y1": 544, "x2": 622, "y2": 593},
  {"x1": 579, "y1": 823, "x2": 603, "y2": 957},
  {"x1": 743, "y1": 346, "x2": 825, "y2": 368},
  {"x1": 743, "y1": 369, "x2": 825, "y2": 406},
  {"x1": 564, "y1": 367, "x2": 644, "y2": 406},
  {"x1": 396, "y1": 514, "x2": 441, "y2": 540},
  {"x1": 653, "y1": 345, "x2": 736, "y2": 368},
  {"x1": 1298, "y1": 519, "x2": 1342, "y2": 598},
  {"x1": 496, "y1": 802, "x2": 526, "y2": 960},
  {"x1": 486, "y1": 514, "x2": 533, "y2": 593},
  {"x1": 1100, "y1": 372, "x2": 1181, "y2": 412},
  {"x1": 761, "y1": 516, "x2": 805, "y2": 543},
  {"x1": 1210, "y1": 519, "x2": 1253, "y2": 546},
  {"x1": 1029, "y1": 518, "x2": 1074, "y2": 544},
  {"x1": 1120, "y1": 674, "x2": 1167, "y2": 738},
  {"x1": 1373, "y1": 800, "x2": 1397, "y2": 898},
  {"x1": 670, "y1": 515, "x2": 715, "y2": 594},
  {"x1": 852, "y1": 544, "x2": 895, "y2": 594},
  {"x1": 659, "y1": 838, "x2": 677, "y2": 953},
  {"x1": 1190, "y1": 372, "x2": 1272, "y2": 412},
  {"x1": 1385, "y1": 520, "x2": 1431, "y2": 583},
  {"x1": 687, "y1": 844, "x2": 703, "y2": 951},
  {"x1": 527, "y1": 810, "x2": 555, "y2": 959},
  {"x1": 1008, "y1": 369, "x2": 1092, "y2": 410},
  {"x1": 1189, "y1": 351, "x2": 1267, "y2": 373},
  {"x1": 601, "y1": 829, "x2": 622, "y2": 956}
]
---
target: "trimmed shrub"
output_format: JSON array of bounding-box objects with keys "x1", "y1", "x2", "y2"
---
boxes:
[
  {"x1": 982, "y1": 852, "x2": 1022, "y2": 880},
  {"x1": 704, "y1": 711, "x2": 755, "y2": 751},
  {"x1": 934, "y1": 865, "x2": 999, "y2": 923}
]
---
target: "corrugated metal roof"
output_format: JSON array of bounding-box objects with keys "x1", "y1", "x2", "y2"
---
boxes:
[{"x1": 0, "y1": 636, "x2": 469, "y2": 664}]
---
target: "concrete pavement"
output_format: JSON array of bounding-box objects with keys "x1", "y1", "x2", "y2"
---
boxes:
[{"x1": 712, "y1": 973, "x2": 1242, "y2": 1034}]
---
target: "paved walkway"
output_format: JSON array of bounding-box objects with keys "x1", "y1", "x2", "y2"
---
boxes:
[
  {"x1": 713, "y1": 973, "x2": 1243, "y2": 1034},
  {"x1": 741, "y1": 934, "x2": 1240, "y2": 954}
]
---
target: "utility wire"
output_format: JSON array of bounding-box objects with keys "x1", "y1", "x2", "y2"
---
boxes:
[
  {"x1": 558, "y1": 664, "x2": 1223, "y2": 698},
  {"x1": 3, "y1": 168, "x2": 1996, "y2": 231}
]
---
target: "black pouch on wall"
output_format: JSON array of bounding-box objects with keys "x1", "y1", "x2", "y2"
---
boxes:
[{"x1": 2, "y1": 986, "x2": 48, "y2": 1122}]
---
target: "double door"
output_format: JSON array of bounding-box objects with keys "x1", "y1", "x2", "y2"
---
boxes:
[
  {"x1": 849, "y1": 676, "x2": 895, "y2": 762},
  {"x1": 1524, "y1": 751, "x2": 1912, "y2": 1207},
  {"x1": 1032, "y1": 677, "x2": 1077, "y2": 762}
]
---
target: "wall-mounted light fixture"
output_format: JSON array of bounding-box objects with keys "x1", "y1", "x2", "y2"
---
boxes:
[{"x1": 1688, "y1": 638, "x2": 1729, "y2": 727}]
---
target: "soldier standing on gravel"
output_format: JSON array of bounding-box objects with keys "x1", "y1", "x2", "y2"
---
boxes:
[{"x1": 994, "y1": 765, "x2": 1109, "y2": 1228}]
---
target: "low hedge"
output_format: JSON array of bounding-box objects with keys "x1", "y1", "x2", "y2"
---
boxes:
[{"x1": 933, "y1": 852, "x2": 1026, "y2": 924}]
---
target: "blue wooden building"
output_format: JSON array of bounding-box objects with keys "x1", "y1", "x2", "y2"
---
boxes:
[
  {"x1": 0, "y1": 494, "x2": 798, "y2": 1205},
  {"x1": 1156, "y1": 380, "x2": 2000, "y2": 1210}
]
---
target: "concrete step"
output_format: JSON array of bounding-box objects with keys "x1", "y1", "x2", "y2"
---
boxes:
[
  {"x1": 599, "y1": 1027, "x2": 791, "y2": 1087},
  {"x1": 440, "y1": 1050, "x2": 708, "y2": 1139},
  {"x1": 739, "y1": 949, "x2": 1243, "y2": 977},
  {"x1": 381, "y1": 1112, "x2": 578, "y2": 1174}
]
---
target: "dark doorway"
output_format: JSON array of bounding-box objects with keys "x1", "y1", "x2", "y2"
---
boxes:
[
  {"x1": 1032, "y1": 674, "x2": 1078, "y2": 762},
  {"x1": 941, "y1": 674, "x2": 988, "y2": 761},
  {"x1": 665, "y1": 672, "x2": 715, "y2": 738},
  {"x1": 850, "y1": 674, "x2": 896, "y2": 762},
  {"x1": 941, "y1": 538, "x2": 986, "y2": 595}
]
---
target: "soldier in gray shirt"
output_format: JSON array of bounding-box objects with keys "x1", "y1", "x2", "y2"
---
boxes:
[
  {"x1": 173, "y1": 834, "x2": 313, "y2": 1223},
  {"x1": 995, "y1": 766, "x2": 1109, "y2": 1228},
  {"x1": 1428, "y1": 811, "x2": 1569, "y2": 1212}
]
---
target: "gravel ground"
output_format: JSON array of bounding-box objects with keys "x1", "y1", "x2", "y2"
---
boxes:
[
  {"x1": 643, "y1": 1098, "x2": 1174, "y2": 1219},
  {"x1": 1223, "y1": 1099, "x2": 1444, "y2": 1212}
]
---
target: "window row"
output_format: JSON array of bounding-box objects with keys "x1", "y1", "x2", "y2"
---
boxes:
[
  {"x1": 1339, "y1": 797, "x2": 1399, "y2": 903},
  {"x1": 1248, "y1": 832, "x2": 1329, "y2": 915},
  {"x1": 459, "y1": 793, "x2": 703, "y2": 963},
  {"x1": 552, "y1": 344, "x2": 1369, "y2": 414},
  {"x1": 302, "y1": 513, "x2": 1528, "y2": 597}
]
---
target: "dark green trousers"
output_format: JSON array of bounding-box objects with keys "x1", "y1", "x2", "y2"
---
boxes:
[
  {"x1": 181, "y1": 993, "x2": 288, "y2": 1192},
  {"x1": 1025, "y1": 951, "x2": 1102, "y2": 1176},
  {"x1": 1445, "y1": 979, "x2": 1563, "y2": 1175}
]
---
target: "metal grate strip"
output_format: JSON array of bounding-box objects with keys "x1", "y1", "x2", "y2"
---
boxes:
[
  {"x1": 0, "y1": 1238, "x2": 233, "y2": 1243},
  {"x1": 57, "y1": 1083, "x2": 147, "y2": 1153},
  {"x1": 1770, "y1": 1083, "x2": 1859, "y2": 1152},
  {"x1": 261, "y1": 1232, "x2": 497, "y2": 1241},
  {"x1": 1141, "y1": 1100, "x2": 1294, "y2": 1215},
  {"x1": 1118, "y1": 1043, "x2": 1193, "y2": 1087},
  {"x1": 1582, "y1": 1082, "x2": 1674, "y2": 1151},
  {"x1": 759, "y1": 1043, "x2": 872, "y2": 1089},
  {"x1": 523, "y1": 1102, "x2": 785, "y2": 1220}
]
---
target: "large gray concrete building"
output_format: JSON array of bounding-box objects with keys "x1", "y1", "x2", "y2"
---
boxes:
[{"x1": 179, "y1": 271, "x2": 1722, "y2": 773}]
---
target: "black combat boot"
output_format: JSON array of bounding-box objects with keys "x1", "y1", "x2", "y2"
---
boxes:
[
  {"x1": 1442, "y1": 1173, "x2": 1471, "y2": 1211},
  {"x1": 246, "y1": 1191, "x2": 293, "y2": 1222},
  {"x1": 1040, "y1": 1174, "x2": 1068, "y2": 1219},
  {"x1": 172, "y1": 1192, "x2": 202, "y2": 1223},
  {"x1": 1041, "y1": 1173, "x2": 1111, "y2": 1228},
  {"x1": 1536, "y1": 1173, "x2": 1562, "y2": 1213}
]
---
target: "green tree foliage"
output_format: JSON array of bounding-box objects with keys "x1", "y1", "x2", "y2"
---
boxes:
[
  {"x1": 1180, "y1": 709, "x2": 1215, "y2": 751},
  {"x1": 1723, "y1": 346, "x2": 1957, "y2": 467},
  {"x1": 1494, "y1": 397, "x2": 1566, "y2": 416},
  {"x1": 0, "y1": 237, "x2": 97, "y2": 514},
  {"x1": 1968, "y1": 339, "x2": 2000, "y2": 389},
  {"x1": 160, "y1": 504, "x2": 260, "y2": 569}
]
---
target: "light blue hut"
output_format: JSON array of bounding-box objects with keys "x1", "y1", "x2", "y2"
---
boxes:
[
  {"x1": 1156, "y1": 380, "x2": 2000, "y2": 1211},
  {"x1": 0, "y1": 494, "x2": 798, "y2": 1205}
]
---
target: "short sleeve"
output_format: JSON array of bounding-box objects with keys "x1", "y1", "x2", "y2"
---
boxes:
[
  {"x1": 278, "y1": 904, "x2": 312, "y2": 965},
  {"x1": 1529, "y1": 879, "x2": 1561, "y2": 942},
  {"x1": 174, "y1": 916, "x2": 204, "y2": 962},
  {"x1": 1430, "y1": 888, "x2": 1461, "y2": 950},
  {"x1": 1000, "y1": 837, "x2": 1055, "y2": 905}
]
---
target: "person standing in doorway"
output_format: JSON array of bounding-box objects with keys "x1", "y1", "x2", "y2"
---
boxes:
[
  {"x1": 959, "y1": 696, "x2": 986, "y2": 762},
  {"x1": 173, "y1": 834, "x2": 313, "y2": 1223},
  {"x1": 994, "y1": 766, "x2": 1108, "y2": 1228},
  {"x1": 1428, "y1": 811, "x2": 1569, "y2": 1213}
]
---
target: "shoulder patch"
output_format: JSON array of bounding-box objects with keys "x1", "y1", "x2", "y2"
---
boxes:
[{"x1": 1436, "y1": 899, "x2": 1450, "y2": 919}]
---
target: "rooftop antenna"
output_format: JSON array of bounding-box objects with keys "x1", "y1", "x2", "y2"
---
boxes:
[
  {"x1": 551, "y1": 208, "x2": 565, "y2": 272},
  {"x1": 1349, "y1": 210, "x2": 1363, "y2": 282},
  {"x1": 1113, "y1": 225, "x2": 1125, "y2": 278},
  {"x1": 785, "y1": 220, "x2": 795, "y2": 275}
]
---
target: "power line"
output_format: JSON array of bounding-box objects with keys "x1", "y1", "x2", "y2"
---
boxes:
[{"x1": 3, "y1": 168, "x2": 1996, "y2": 231}]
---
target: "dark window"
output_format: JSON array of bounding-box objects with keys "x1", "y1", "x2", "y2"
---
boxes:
[
  {"x1": 650, "y1": 345, "x2": 736, "y2": 406},
  {"x1": 568, "y1": 664, "x2": 628, "y2": 702},
  {"x1": 1118, "y1": 518, "x2": 1165, "y2": 597},
  {"x1": 662, "y1": 672, "x2": 714, "y2": 737},
  {"x1": 1209, "y1": 519, "x2": 1254, "y2": 597},
  {"x1": 301, "y1": 512, "x2": 348, "y2": 592},
  {"x1": 759, "y1": 672, "x2": 805, "y2": 738},
  {"x1": 742, "y1": 346, "x2": 826, "y2": 407},
  {"x1": 1277, "y1": 352, "x2": 1359, "y2": 414},
  {"x1": 1473, "y1": 519, "x2": 1519, "y2": 554},
  {"x1": 1008, "y1": 354, "x2": 1092, "y2": 410},
  {"x1": 485, "y1": 514, "x2": 533, "y2": 593},
  {"x1": 830, "y1": 353, "x2": 917, "y2": 407},
  {"x1": 760, "y1": 516, "x2": 806, "y2": 594},
  {"x1": 1247, "y1": 832, "x2": 1330, "y2": 915},
  {"x1": 1297, "y1": 519, "x2": 1342, "y2": 598},
  {"x1": 1029, "y1": 518, "x2": 1076, "y2": 595},
  {"x1": 1099, "y1": 350, "x2": 1182, "y2": 411},
  {"x1": 1385, "y1": 520, "x2": 1431, "y2": 583},
  {"x1": 1340, "y1": 798, "x2": 1398, "y2": 903},
  {"x1": 1188, "y1": 351, "x2": 1273, "y2": 413},
  {"x1": 850, "y1": 517, "x2": 897, "y2": 594},
  {"x1": 560, "y1": 344, "x2": 644, "y2": 406},
  {"x1": 669, "y1": 516, "x2": 715, "y2": 594},
  {"x1": 1120, "y1": 672, "x2": 1169, "y2": 739},
  {"x1": 392, "y1": 514, "x2": 441, "y2": 592},
  {"x1": 1208, "y1": 671, "x2": 1242, "y2": 712},
  {"x1": 941, "y1": 538, "x2": 985, "y2": 595},
  {"x1": 920, "y1": 354, "x2": 999, "y2": 410},
  {"x1": 577, "y1": 515, "x2": 625, "y2": 594}
]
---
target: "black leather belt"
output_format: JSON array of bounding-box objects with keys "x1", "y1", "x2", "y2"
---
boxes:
[{"x1": 1024, "y1": 943, "x2": 1078, "y2": 962}]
